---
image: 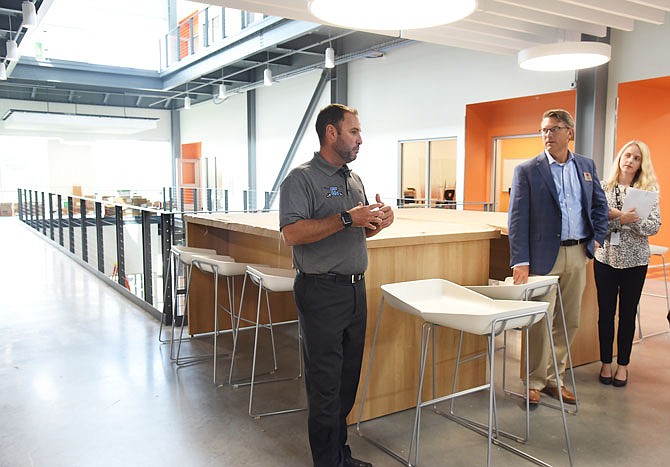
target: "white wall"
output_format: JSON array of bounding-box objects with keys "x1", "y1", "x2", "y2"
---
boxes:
[
  {"x1": 180, "y1": 70, "x2": 330, "y2": 210},
  {"x1": 0, "y1": 137, "x2": 49, "y2": 202},
  {"x1": 179, "y1": 89, "x2": 249, "y2": 209},
  {"x1": 346, "y1": 43, "x2": 574, "y2": 202},
  {"x1": 180, "y1": 41, "x2": 575, "y2": 209},
  {"x1": 0, "y1": 101, "x2": 173, "y2": 201},
  {"x1": 255, "y1": 71, "x2": 329, "y2": 200}
]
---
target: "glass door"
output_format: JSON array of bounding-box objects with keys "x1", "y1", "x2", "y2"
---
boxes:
[{"x1": 400, "y1": 138, "x2": 457, "y2": 207}]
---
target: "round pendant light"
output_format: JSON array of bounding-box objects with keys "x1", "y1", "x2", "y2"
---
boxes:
[
  {"x1": 518, "y1": 41, "x2": 611, "y2": 72},
  {"x1": 308, "y1": 0, "x2": 477, "y2": 30}
]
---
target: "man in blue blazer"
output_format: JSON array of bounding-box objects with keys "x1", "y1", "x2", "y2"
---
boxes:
[{"x1": 508, "y1": 109, "x2": 608, "y2": 405}]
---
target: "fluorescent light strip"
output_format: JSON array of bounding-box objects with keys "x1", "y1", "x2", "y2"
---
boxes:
[{"x1": 1, "y1": 109, "x2": 159, "y2": 134}]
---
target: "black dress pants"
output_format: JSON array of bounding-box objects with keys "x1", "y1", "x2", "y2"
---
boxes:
[
  {"x1": 594, "y1": 260, "x2": 648, "y2": 365},
  {"x1": 294, "y1": 275, "x2": 367, "y2": 467}
]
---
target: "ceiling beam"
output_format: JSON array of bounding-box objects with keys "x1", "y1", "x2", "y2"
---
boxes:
[
  {"x1": 479, "y1": 0, "x2": 608, "y2": 36},
  {"x1": 495, "y1": 0, "x2": 635, "y2": 31},
  {"x1": 561, "y1": 0, "x2": 667, "y2": 24},
  {"x1": 445, "y1": 21, "x2": 560, "y2": 46},
  {"x1": 466, "y1": 11, "x2": 567, "y2": 37},
  {"x1": 404, "y1": 29, "x2": 520, "y2": 55},
  {"x1": 629, "y1": 0, "x2": 670, "y2": 9}
]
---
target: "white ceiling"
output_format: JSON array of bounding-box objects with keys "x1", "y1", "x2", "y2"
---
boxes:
[{"x1": 200, "y1": 0, "x2": 670, "y2": 56}]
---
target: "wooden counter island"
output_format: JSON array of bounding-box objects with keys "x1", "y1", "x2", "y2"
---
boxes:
[{"x1": 183, "y1": 208, "x2": 599, "y2": 423}]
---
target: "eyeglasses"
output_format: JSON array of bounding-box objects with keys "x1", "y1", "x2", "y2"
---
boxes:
[{"x1": 539, "y1": 126, "x2": 569, "y2": 135}]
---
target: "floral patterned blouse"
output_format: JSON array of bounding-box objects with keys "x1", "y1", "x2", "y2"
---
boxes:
[{"x1": 594, "y1": 181, "x2": 662, "y2": 269}]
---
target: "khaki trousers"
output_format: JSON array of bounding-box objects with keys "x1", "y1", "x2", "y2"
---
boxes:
[{"x1": 528, "y1": 244, "x2": 587, "y2": 390}]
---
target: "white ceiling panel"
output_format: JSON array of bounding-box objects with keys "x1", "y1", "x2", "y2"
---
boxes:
[{"x1": 201, "y1": 0, "x2": 670, "y2": 55}]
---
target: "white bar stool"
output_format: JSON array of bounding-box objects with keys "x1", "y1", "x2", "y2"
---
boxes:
[
  {"x1": 468, "y1": 276, "x2": 578, "y2": 416},
  {"x1": 356, "y1": 279, "x2": 573, "y2": 467},
  {"x1": 637, "y1": 244, "x2": 670, "y2": 340},
  {"x1": 232, "y1": 265, "x2": 305, "y2": 418},
  {"x1": 189, "y1": 254, "x2": 266, "y2": 385},
  {"x1": 159, "y1": 245, "x2": 218, "y2": 346},
  {"x1": 160, "y1": 245, "x2": 235, "y2": 364},
  {"x1": 171, "y1": 248, "x2": 235, "y2": 364}
]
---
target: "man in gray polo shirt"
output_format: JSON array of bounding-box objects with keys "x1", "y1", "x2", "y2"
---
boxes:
[{"x1": 279, "y1": 104, "x2": 394, "y2": 467}]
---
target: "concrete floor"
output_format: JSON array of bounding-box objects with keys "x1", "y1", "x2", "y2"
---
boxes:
[{"x1": 2, "y1": 216, "x2": 670, "y2": 467}]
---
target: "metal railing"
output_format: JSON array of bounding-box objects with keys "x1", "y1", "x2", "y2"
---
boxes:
[
  {"x1": 159, "y1": 6, "x2": 265, "y2": 71},
  {"x1": 16, "y1": 186, "x2": 285, "y2": 326},
  {"x1": 398, "y1": 197, "x2": 496, "y2": 211},
  {"x1": 18, "y1": 188, "x2": 179, "y2": 321}
]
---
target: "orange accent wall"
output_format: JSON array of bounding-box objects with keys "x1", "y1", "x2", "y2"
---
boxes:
[
  {"x1": 179, "y1": 12, "x2": 199, "y2": 60},
  {"x1": 464, "y1": 91, "x2": 576, "y2": 208},
  {"x1": 181, "y1": 142, "x2": 202, "y2": 206},
  {"x1": 181, "y1": 142, "x2": 202, "y2": 159},
  {"x1": 497, "y1": 137, "x2": 546, "y2": 212},
  {"x1": 182, "y1": 163, "x2": 196, "y2": 184},
  {"x1": 616, "y1": 77, "x2": 670, "y2": 273}
]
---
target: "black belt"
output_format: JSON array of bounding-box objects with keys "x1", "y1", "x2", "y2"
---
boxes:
[
  {"x1": 298, "y1": 272, "x2": 365, "y2": 284},
  {"x1": 560, "y1": 238, "x2": 587, "y2": 247}
]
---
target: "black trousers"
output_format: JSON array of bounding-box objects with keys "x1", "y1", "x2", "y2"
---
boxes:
[
  {"x1": 594, "y1": 260, "x2": 648, "y2": 365},
  {"x1": 294, "y1": 275, "x2": 367, "y2": 467}
]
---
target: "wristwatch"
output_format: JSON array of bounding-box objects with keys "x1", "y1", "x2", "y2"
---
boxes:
[{"x1": 340, "y1": 211, "x2": 353, "y2": 229}]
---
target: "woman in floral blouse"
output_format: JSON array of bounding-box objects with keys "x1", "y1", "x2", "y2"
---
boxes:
[{"x1": 595, "y1": 140, "x2": 661, "y2": 387}]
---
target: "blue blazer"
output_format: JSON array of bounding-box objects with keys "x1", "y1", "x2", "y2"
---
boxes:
[{"x1": 508, "y1": 152, "x2": 608, "y2": 275}]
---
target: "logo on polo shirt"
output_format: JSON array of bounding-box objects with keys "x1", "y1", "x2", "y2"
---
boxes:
[{"x1": 325, "y1": 185, "x2": 344, "y2": 197}]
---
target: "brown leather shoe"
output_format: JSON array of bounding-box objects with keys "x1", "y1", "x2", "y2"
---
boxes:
[
  {"x1": 543, "y1": 386, "x2": 576, "y2": 405},
  {"x1": 527, "y1": 389, "x2": 541, "y2": 405}
]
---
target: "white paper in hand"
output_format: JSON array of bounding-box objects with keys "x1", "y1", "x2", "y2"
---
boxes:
[{"x1": 622, "y1": 187, "x2": 658, "y2": 220}]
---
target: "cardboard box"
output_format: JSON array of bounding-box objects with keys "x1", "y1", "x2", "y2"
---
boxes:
[{"x1": 0, "y1": 202, "x2": 15, "y2": 216}]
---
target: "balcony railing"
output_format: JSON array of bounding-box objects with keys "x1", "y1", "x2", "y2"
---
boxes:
[{"x1": 159, "y1": 6, "x2": 265, "y2": 71}]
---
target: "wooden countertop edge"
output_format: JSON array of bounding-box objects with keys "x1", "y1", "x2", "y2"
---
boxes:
[
  {"x1": 184, "y1": 214, "x2": 280, "y2": 240},
  {"x1": 185, "y1": 214, "x2": 502, "y2": 247},
  {"x1": 366, "y1": 229, "x2": 500, "y2": 248}
]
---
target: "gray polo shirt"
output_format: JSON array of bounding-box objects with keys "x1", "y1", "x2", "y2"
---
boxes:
[{"x1": 279, "y1": 152, "x2": 369, "y2": 275}]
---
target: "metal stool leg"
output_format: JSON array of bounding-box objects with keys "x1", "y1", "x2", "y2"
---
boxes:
[
  {"x1": 502, "y1": 284, "x2": 579, "y2": 415},
  {"x1": 228, "y1": 273, "x2": 247, "y2": 384},
  {"x1": 356, "y1": 299, "x2": 415, "y2": 465},
  {"x1": 637, "y1": 252, "x2": 670, "y2": 341},
  {"x1": 158, "y1": 250, "x2": 174, "y2": 344},
  {"x1": 174, "y1": 261, "x2": 195, "y2": 364},
  {"x1": 247, "y1": 278, "x2": 304, "y2": 418}
]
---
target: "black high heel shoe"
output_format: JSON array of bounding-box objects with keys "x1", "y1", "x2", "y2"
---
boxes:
[
  {"x1": 599, "y1": 374, "x2": 613, "y2": 385},
  {"x1": 613, "y1": 368, "x2": 628, "y2": 387},
  {"x1": 599, "y1": 365, "x2": 612, "y2": 385}
]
